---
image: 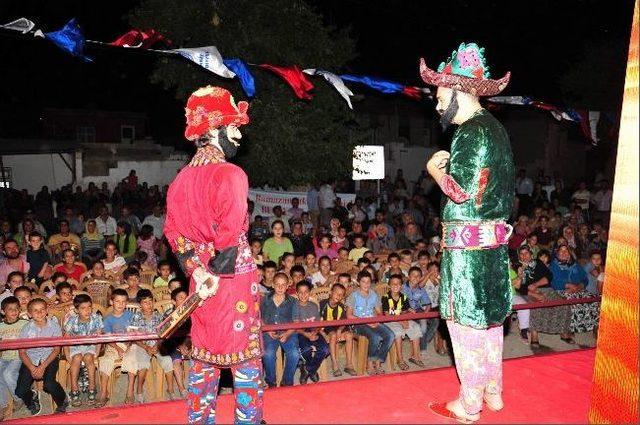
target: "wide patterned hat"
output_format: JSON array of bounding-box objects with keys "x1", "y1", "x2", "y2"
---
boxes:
[
  {"x1": 419, "y1": 42, "x2": 510, "y2": 96},
  {"x1": 184, "y1": 86, "x2": 249, "y2": 141}
]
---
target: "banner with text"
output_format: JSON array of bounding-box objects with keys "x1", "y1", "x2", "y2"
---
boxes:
[{"x1": 249, "y1": 188, "x2": 356, "y2": 218}]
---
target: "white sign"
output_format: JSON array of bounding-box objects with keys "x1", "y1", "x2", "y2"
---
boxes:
[
  {"x1": 352, "y1": 145, "x2": 385, "y2": 180},
  {"x1": 248, "y1": 188, "x2": 356, "y2": 218}
]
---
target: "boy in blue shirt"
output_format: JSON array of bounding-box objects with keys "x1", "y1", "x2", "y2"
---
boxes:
[
  {"x1": 346, "y1": 271, "x2": 395, "y2": 375},
  {"x1": 403, "y1": 267, "x2": 437, "y2": 355},
  {"x1": 97, "y1": 288, "x2": 132, "y2": 407}
]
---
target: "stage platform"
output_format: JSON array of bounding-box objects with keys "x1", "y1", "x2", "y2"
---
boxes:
[{"x1": 9, "y1": 348, "x2": 595, "y2": 424}]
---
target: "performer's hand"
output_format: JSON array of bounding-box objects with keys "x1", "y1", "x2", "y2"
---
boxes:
[
  {"x1": 193, "y1": 267, "x2": 220, "y2": 301},
  {"x1": 426, "y1": 150, "x2": 450, "y2": 176}
]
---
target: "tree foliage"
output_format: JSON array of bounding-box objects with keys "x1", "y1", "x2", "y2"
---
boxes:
[{"x1": 129, "y1": 0, "x2": 369, "y2": 188}]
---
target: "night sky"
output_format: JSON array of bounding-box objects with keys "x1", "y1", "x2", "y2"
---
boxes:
[{"x1": 0, "y1": 0, "x2": 635, "y2": 146}]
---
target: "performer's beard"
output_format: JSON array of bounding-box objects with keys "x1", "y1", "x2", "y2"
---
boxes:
[
  {"x1": 217, "y1": 127, "x2": 239, "y2": 158},
  {"x1": 437, "y1": 90, "x2": 459, "y2": 131}
]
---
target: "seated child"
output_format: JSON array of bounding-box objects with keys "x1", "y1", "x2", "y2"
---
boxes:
[
  {"x1": 49, "y1": 281, "x2": 75, "y2": 326},
  {"x1": 122, "y1": 289, "x2": 174, "y2": 403},
  {"x1": 250, "y1": 239, "x2": 264, "y2": 266},
  {"x1": 398, "y1": 250, "x2": 413, "y2": 273},
  {"x1": 97, "y1": 288, "x2": 133, "y2": 407},
  {"x1": 64, "y1": 294, "x2": 103, "y2": 406},
  {"x1": 333, "y1": 247, "x2": 355, "y2": 275},
  {"x1": 300, "y1": 211, "x2": 314, "y2": 235},
  {"x1": 260, "y1": 261, "x2": 277, "y2": 294},
  {"x1": 381, "y1": 274, "x2": 424, "y2": 369},
  {"x1": 153, "y1": 260, "x2": 175, "y2": 288},
  {"x1": 122, "y1": 268, "x2": 142, "y2": 301},
  {"x1": 16, "y1": 298, "x2": 68, "y2": 414},
  {"x1": 348, "y1": 235, "x2": 368, "y2": 263},
  {"x1": 261, "y1": 273, "x2": 300, "y2": 388},
  {"x1": 288, "y1": 265, "x2": 307, "y2": 295},
  {"x1": 403, "y1": 267, "x2": 436, "y2": 354},
  {"x1": 303, "y1": 252, "x2": 318, "y2": 276},
  {"x1": 319, "y1": 283, "x2": 356, "y2": 377},
  {"x1": 13, "y1": 286, "x2": 32, "y2": 320},
  {"x1": 279, "y1": 252, "x2": 295, "y2": 277},
  {"x1": 167, "y1": 278, "x2": 184, "y2": 293},
  {"x1": 159, "y1": 287, "x2": 191, "y2": 398},
  {"x1": 0, "y1": 296, "x2": 28, "y2": 420},
  {"x1": 293, "y1": 281, "x2": 330, "y2": 384},
  {"x1": 346, "y1": 271, "x2": 395, "y2": 375},
  {"x1": 310, "y1": 256, "x2": 334, "y2": 288}
]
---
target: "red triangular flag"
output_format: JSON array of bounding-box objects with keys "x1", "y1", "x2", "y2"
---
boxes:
[
  {"x1": 259, "y1": 64, "x2": 314, "y2": 100},
  {"x1": 110, "y1": 29, "x2": 169, "y2": 48},
  {"x1": 401, "y1": 86, "x2": 422, "y2": 100}
]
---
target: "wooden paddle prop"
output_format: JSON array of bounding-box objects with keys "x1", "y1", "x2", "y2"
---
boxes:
[
  {"x1": 155, "y1": 291, "x2": 202, "y2": 338},
  {"x1": 155, "y1": 276, "x2": 217, "y2": 339}
]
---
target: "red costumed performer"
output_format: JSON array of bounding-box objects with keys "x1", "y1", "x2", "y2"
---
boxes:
[{"x1": 164, "y1": 86, "x2": 263, "y2": 424}]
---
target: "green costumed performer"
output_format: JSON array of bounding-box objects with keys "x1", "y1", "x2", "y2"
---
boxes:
[{"x1": 420, "y1": 42, "x2": 515, "y2": 423}]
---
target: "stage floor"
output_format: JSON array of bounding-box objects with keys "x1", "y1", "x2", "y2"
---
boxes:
[{"x1": 10, "y1": 348, "x2": 595, "y2": 424}]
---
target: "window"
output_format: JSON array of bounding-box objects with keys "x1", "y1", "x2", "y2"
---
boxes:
[
  {"x1": 76, "y1": 126, "x2": 96, "y2": 143},
  {"x1": 121, "y1": 125, "x2": 135, "y2": 143},
  {"x1": 0, "y1": 167, "x2": 12, "y2": 188}
]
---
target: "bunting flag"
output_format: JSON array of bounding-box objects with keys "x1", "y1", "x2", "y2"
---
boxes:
[
  {"x1": 0, "y1": 17, "x2": 36, "y2": 34},
  {"x1": 223, "y1": 58, "x2": 256, "y2": 97},
  {"x1": 303, "y1": 68, "x2": 354, "y2": 108},
  {"x1": 173, "y1": 46, "x2": 235, "y2": 78},
  {"x1": 44, "y1": 18, "x2": 93, "y2": 62},
  {"x1": 259, "y1": 64, "x2": 314, "y2": 100},
  {"x1": 340, "y1": 74, "x2": 404, "y2": 94},
  {"x1": 401, "y1": 86, "x2": 423, "y2": 100},
  {"x1": 110, "y1": 29, "x2": 168, "y2": 48},
  {"x1": 0, "y1": 16, "x2": 614, "y2": 144},
  {"x1": 487, "y1": 95, "x2": 532, "y2": 105},
  {"x1": 487, "y1": 95, "x2": 602, "y2": 145}
]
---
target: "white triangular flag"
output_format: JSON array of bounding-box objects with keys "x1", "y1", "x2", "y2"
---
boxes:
[
  {"x1": 173, "y1": 46, "x2": 235, "y2": 78},
  {"x1": 304, "y1": 68, "x2": 354, "y2": 109},
  {"x1": 1, "y1": 17, "x2": 36, "y2": 34},
  {"x1": 588, "y1": 111, "x2": 600, "y2": 144}
]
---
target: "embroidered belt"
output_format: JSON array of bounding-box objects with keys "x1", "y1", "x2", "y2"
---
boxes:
[{"x1": 442, "y1": 220, "x2": 513, "y2": 250}]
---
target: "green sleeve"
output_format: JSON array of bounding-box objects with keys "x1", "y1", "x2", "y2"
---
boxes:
[{"x1": 448, "y1": 121, "x2": 490, "y2": 201}]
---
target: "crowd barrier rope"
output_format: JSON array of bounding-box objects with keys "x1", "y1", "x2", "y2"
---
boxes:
[{"x1": 0, "y1": 296, "x2": 600, "y2": 351}]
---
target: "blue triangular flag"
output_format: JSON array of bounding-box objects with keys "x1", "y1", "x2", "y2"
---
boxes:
[
  {"x1": 223, "y1": 58, "x2": 256, "y2": 98},
  {"x1": 44, "y1": 18, "x2": 93, "y2": 62}
]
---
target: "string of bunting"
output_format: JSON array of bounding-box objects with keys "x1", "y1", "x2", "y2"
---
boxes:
[{"x1": 1, "y1": 17, "x2": 613, "y2": 144}]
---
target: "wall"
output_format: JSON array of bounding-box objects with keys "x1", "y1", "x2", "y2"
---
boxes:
[
  {"x1": 384, "y1": 142, "x2": 436, "y2": 185},
  {"x1": 79, "y1": 157, "x2": 189, "y2": 190},
  {"x1": 2, "y1": 153, "x2": 75, "y2": 193},
  {"x1": 3, "y1": 152, "x2": 189, "y2": 193}
]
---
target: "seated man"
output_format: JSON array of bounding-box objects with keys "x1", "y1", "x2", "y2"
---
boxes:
[{"x1": 293, "y1": 280, "x2": 330, "y2": 384}]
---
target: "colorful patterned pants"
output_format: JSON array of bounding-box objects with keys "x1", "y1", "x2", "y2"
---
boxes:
[
  {"x1": 187, "y1": 358, "x2": 264, "y2": 424},
  {"x1": 446, "y1": 321, "x2": 504, "y2": 415}
]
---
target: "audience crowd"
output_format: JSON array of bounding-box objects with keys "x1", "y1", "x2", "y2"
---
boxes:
[{"x1": 0, "y1": 168, "x2": 608, "y2": 418}]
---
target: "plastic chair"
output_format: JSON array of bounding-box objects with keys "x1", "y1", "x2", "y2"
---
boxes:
[
  {"x1": 154, "y1": 299, "x2": 173, "y2": 315},
  {"x1": 140, "y1": 270, "x2": 156, "y2": 286},
  {"x1": 152, "y1": 286, "x2": 171, "y2": 302}
]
